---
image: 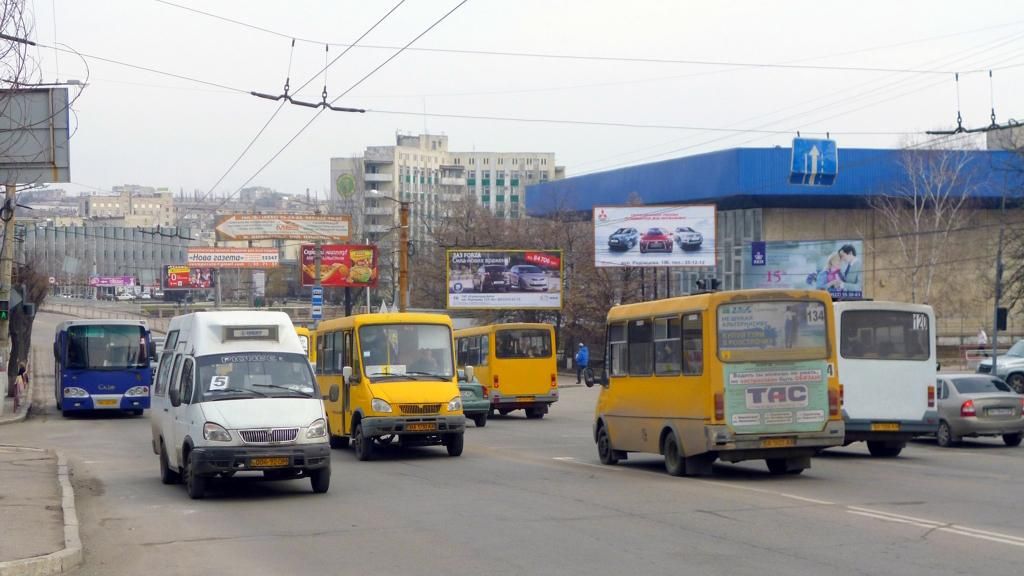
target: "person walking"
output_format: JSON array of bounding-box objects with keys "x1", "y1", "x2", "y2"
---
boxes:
[
  {"x1": 977, "y1": 327, "x2": 989, "y2": 352},
  {"x1": 575, "y1": 343, "x2": 589, "y2": 384},
  {"x1": 13, "y1": 363, "x2": 27, "y2": 412}
]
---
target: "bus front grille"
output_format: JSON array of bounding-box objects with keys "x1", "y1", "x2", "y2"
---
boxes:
[
  {"x1": 239, "y1": 428, "x2": 298, "y2": 444},
  {"x1": 399, "y1": 404, "x2": 442, "y2": 415}
]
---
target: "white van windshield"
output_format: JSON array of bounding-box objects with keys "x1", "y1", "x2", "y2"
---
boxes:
[{"x1": 196, "y1": 352, "x2": 317, "y2": 400}]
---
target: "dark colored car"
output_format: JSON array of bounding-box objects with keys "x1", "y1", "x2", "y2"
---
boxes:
[
  {"x1": 473, "y1": 265, "x2": 510, "y2": 293},
  {"x1": 639, "y1": 227, "x2": 673, "y2": 253},
  {"x1": 674, "y1": 226, "x2": 703, "y2": 250},
  {"x1": 458, "y1": 369, "x2": 490, "y2": 427},
  {"x1": 607, "y1": 227, "x2": 639, "y2": 251}
]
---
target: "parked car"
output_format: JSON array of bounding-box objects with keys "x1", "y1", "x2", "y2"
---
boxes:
[
  {"x1": 607, "y1": 227, "x2": 639, "y2": 251},
  {"x1": 976, "y1": 341, "x2": 1024, "y2": 393},
  {"x1": 935, "y1": 374, "x2": 1024, "y2": 447},
  {"x1": 115, "y1": 293, "x2": 135, "y2": 301},
  {"x1": 509, "y1": 265, "x2": 549, "y2": 291},
  {"x1": 674, "y1": 226, "x2": 703, "y2": 251},
  {"x1": 473, "y1": 265, "x2": 510, "y2": 293},
  {"x1": 140, "y1": 292, "x2": 152, "y2": 300},
  {"x1": 458, "y1": 368, "x2": 490, "y2": 427},
  {"x1": 639, "y1": 227, "x2": 673, "y2": 253}
]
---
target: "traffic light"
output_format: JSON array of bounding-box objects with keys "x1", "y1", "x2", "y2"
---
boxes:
[
  {"x1": 997, "y1": 307, "x2": 1008, "y2": 331},
  {"x1": 695, "y1": 278, "x2": 721, "y2": 292}
]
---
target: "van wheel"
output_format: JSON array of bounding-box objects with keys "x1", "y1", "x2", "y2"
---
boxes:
[
  {"x1": 663, "y1": 435, "x2": 685, "y2": 477},
  {"x1": 184, "y1": 451, "x2": 206, "y2": 499},
  {"x1": 159, "y1": 441, "x2": 180, "y2": 485},
  {"x1": 445, "y1": 433, "x2": 464, "y2": 457},
  {"x1": 597, "y1": 425, "x2": 619, "y2": 465},
  {"x1": 867, "y1": 441, "x2": 904, "y2": 457},
  {"x1": 525, "y1": 408, "x2": 544, "y2": 420},
  {"x1": 1003, "y1": 433, "x2": 1023, "y2": 447},
  {"x1": 310, "y1": 467, "x2": 331, "y2": 494},
  {"x1": 353, "y1": 423, "x2": 374, "y2": 461}
]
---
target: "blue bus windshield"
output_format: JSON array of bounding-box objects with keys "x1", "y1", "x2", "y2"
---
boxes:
[{"x1": 65, "y1": 325, "x2": 148, "y2": 370}]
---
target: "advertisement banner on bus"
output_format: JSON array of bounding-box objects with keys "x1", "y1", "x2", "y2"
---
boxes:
[
  {"x1": 740, "y1": 240, "x2": 864, "y2": 299},
  {"x1": 592, "y1": 205, "x2": 716, "y2": 268},
  {"x1": 446, "y1": 249, "x2": 562, "y2": 309},
  {"x1": 300, "y1": 244, "x2": 379, "y2": 287},
  {"x1": 163, "y1": 265, "x2": 215, "y2": 290}
]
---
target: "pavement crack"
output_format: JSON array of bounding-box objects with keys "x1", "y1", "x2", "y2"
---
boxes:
[
  {"x1": 140, "y1": 527, "x2": 360, "y2": 547},
  {"x1": 695, "y1": 509, "x2": 736, "y2": 521}
]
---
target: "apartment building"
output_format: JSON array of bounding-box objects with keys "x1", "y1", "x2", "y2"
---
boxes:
[{"x1": 78, "y1": 184, "x2": 177, "y2": 228}]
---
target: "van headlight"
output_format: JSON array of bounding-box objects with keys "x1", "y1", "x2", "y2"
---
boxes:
[
  {"x1": 63, "y1": 387, "x2": 89, "y2": 398},
  {"x1": 371, "y1": 398, "x2": 392, "y2": 413},
  {"x1": 448, "y1": 396, "x2": 463, "y2": 412},
  {"x1": 306, "y1": 418, "x2": 327, "y2": 439},
  {"x1": 203, "y1": 422, "x2": 232, "y2": 442}
]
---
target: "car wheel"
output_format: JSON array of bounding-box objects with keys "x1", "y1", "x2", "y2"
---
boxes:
[
  {"x1": 353, "y1": 423, "x2": 375, "y2": 461},
  {"x1": 597, "y1": 425, "x2": 619, "y2": 465},
  {"x1": 520, "y1": 279, "x2": 527, "y2": 291},
  {"x1": 309, "y1": 467, "x2": 331, "y2": 494},
  {"x1": 445, "y1": 433, "x2": 464, "y2": 457},
  {"x1": 1003, "y1": 432, "x2": 1023, "y2": 447},
  {"x1": 663, "y1": 434, "x2": 685, "y2": 477},
  {"x1": 159, "y1": 440, "x2": 181, "y2": 485},
  {"x1": 472, "y1": 413, "x2": 487, "y2": 428},
  {"x1": 867, "y1": 440, "x2": 904, "y2": 457},
  {"x1": 1007, "y1": 373, "x2": 1024, "y2": 394},
  {"x1": 937, "y1": 420, "x2": 957, "y2": 447},
  {"x1": 184, "y1": 450, "x2": 206, "y2": 499}
]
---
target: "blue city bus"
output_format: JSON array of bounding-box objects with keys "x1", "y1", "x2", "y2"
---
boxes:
[{"x1": 53, "y1": 320, "x2": 156, "y2": 416}]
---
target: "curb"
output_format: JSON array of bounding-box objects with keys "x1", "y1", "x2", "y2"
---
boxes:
[
  {"x1": 0, "y1": 359, "x2": 35, "y2": 426},
  {"x1": 0, "y1": 450, "x2": 82, "y2": 576}
]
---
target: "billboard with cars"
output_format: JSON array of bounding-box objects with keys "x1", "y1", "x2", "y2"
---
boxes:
[
  {"x1": 446, "y1": 249, "x2": 563, "y2": 310},
  {"x1": 592, "y1": 205, "x2": 716, "y2": 267},
  {"x1": 740, "y1": 240, "x2": 864, "y2": 299}
]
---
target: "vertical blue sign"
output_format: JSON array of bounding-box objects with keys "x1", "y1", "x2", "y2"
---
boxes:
[
  {"x1": 751, "y1": 241, "x2": 766, "y2": 266},
  {"x1": 311, "y1": 287, "x2": 324, "y2": 321},
  {"x1": 789, "y1": 138, "x2": 838, "y2": 186}
]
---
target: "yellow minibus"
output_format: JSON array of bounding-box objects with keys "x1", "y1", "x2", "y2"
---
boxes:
[
  {"x1": 295, "y1": 326, "x2": 316, "y2": 368},
  {"x1": 587, "y1": 289, "x2": 844, "y2": 476},
  {"x1": 455, "y1": 323, "x2": 558, "y2": 419},
  {"x1": 316, "y1": 312, "x2": 466, "y2": 460}
]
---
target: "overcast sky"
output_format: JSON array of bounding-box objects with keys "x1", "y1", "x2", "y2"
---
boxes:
[{"x1": 22, "y1": 0, "x2": 1024, "y2": 198}]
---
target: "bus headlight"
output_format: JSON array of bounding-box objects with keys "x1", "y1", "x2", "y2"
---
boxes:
[
  {"x1": 63, "y1": 387, "x2": 89, "y2": 398},
  {"x1": 203, "y1": 422, "x2": 232, "y2": 442},
  {"x1": 125, "y1": 386, "x2": 150, "y2": 397},
  {"x1": 447, "y1": 396, "x2": 463, "y2": 412},
  {"x1": 371, "y1": 398, "x2": 392, "y2": 413},
  {"x1": 306, "y1": 418, "x2": 327, "y2": 439}
]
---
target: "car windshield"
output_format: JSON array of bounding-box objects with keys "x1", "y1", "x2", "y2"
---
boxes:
[
  {"x1": 1006, "y1": 341, "x2": 1024, "y2": 357},
  {"x1": 197, "y1": 352, "x2": 317, "y2": 399},
  {"x1": 65, "y1": 324, "x2": 148, "y2": 370},
  {"x1": 517, "y1": 266, "x2": 542, "y2": 274},
  {"x1": 952, "y1": 377, "x2": 1013, "y2": 394},
  {"x1": 358, "y1": 323, "x2": 454, "y2": 380},
  {"x1": 646, "y1": 228, "x2": 663, "y2": 235},
  {"x1": 613, "y1": 228, "x2": 628, "y2": 235},
  {"x1": 717, "y1": 300, "x2": 828, "y2": 362},
  {"x1": 484, "y1": 265, "x2": 505, "y2": 273}
]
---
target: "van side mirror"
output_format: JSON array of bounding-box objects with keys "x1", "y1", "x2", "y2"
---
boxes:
[
  {"x1": 329, "y1": 384, "x2": 340, "y2": 403},
  {"x1": 465, "y1": 365, "x2": 475, "y2": 382},
  {"x1": 936, "y1": 361, "x2": 941, "y2": 372}
]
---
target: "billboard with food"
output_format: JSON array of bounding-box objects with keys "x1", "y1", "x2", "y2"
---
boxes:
[
  {"x1": 446, "y1": 249, "x2": 563, "y2": 309},
  {"x1": 300, "y1": 244, "x2": 379, "y2": 287}
]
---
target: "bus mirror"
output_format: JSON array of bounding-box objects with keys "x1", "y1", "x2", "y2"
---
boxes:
[
  {"x1": 584, "y1": 367, "x2": 595, "y2": 388},
  {"x1": 465, "y1": 365, "x2": 475, "y2": 382},
  {"x1": 329, "y1": 384, "x2": 340, "y2": 403},
  {"x1": 343, "y1": 366, "x2": 358, "y2": 385}
]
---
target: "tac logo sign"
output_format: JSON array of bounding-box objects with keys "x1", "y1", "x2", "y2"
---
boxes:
[{"x1": 745, "y1": 384, "x2": 809, "y2": 410}]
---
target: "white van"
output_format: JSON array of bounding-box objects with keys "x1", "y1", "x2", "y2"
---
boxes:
[{"x1": 150, "y1": 311, "x2": 331, "y2": 499}]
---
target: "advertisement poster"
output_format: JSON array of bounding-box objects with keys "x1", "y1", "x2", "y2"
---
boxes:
[
  {"x1": 163, "y1": 265, "x2": 215, "y2": 290},
  {"x1": 592, "y1": 205, "x2": 716, "y2": 268},
  {"x1": 722, "y1": 360, "x2": 830, "y2": 434},
  {"x1": 215, "y1": 214, "x2": 351, "y2": 241},
  {"x1": 446, "y1": 249, "x2": 562, "y2": 309},
  {"x1": 187, "y1": 247, "x2": 280, "y2": 269},
  {"x1": 89, "y1": 276, "x2": 135, "y2": 287},
  {"x1": 300, "y1": 244, "x2": 379, "y2": 287},
  {"x1": 741, "y1": 240, "x2": 864, "y2": 299}
]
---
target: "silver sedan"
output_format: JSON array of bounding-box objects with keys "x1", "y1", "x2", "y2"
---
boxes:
[{"x1": 935, "y1": 374, "x2": 1024, "y2": 447}]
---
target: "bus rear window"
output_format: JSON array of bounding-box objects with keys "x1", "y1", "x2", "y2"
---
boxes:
[
  {"x1": 496, "y1": 329, "x2": 552, "y2": 359},
  {"x1": 840, "y1": 310, "x2": 930, "y2": 361},
  {"x1": 66, "y1": 325, "x2": 148, "y2": 370},
  {"x1": 717, "y1": 300, "x2": 828, "y2": 362}
]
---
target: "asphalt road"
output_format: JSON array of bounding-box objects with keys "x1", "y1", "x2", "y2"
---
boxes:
[{"x1": 9, "y1": 312, "x2": 1024, "y2": 575}]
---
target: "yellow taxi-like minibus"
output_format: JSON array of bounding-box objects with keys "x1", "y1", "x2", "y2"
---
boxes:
[
  {"x1": 295, "y1": 326, "x2": 317, "y2": 369},
  {"x1": 316, "y1": 312, "x2": 466, "y2": 460},
  {"x1": 455, "y1": 323, "x2": 558, "y2": 419},
  {"x1": 588, "y1": 289, "x2": 844, "y2": 476}
]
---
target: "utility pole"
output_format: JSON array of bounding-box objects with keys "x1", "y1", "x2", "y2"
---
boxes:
[
  {"x1": 399, "y1": 201, "x2": 409, "y2": 312},
  {"x1": 0, "y1": 184, "x2": 15, "y2": 405},
  {"x1": 992, "y1": 210, "x2": 1005, "y2": 375}
]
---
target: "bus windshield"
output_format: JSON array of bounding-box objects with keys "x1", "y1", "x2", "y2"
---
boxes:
[
  {"x1": 496, "y1": 329, "x2": 552, "y2": 358},
  {"x1": 840, "y1": 310, "x2": 930, "y2": 361},
  {"x1": 66, "y1": 325, "x2": 148, "y2": 370},
  {"x1": 717, "y1": 300, "x2": 828, "y2": 362},
  {"x1": 359, "y1": 323, "x2": 454, "y2": 380},
  {"x1": 197, "y1": 352, "x2": 317, "y2": 400}
]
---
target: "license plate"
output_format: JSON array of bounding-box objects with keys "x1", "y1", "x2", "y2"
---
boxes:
[
  {"x1": 96, "y1": 399, "x2": 118, "y2": 406},
  {"x1": 762, "y1": 437, "x2": 795, "y2": 448},
  {"x1": 518, "y1": 396, "x2": 536, "y2": 403},
  {"x1": 251, "y1": 457, "x2": 289, "y2": 468},
  {"x1": 988, "y1": 408, "x2": 1014, "y2": 416},
  {"x1": 407, "y1": 422, "x2": 437, "y2": 432},
  {"x1": 460, "y1": 391, "x2": 473, "y2": 399},
  {"x1": 871, "y1": 422, "x2": 900, "y2": 432}
]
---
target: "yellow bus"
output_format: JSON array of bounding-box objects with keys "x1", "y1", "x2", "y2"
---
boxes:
[
  {"x1": 295, "y1": 326, "x2": 316, "y2": 368},
  {"x1": 455, "y1": 323, "x2": 558, "y2": 419},
  {"x1": 316, "y1": 312, "x2": 466, "y2": 460},
  {"x1": 587, "y1": 289, "x2": 844, "y2": 476}
]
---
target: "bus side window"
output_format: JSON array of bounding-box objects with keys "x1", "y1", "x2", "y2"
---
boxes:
[
  {"x1": 608, "y1": 323, "x2": 628, "y2": 377},
  {"x1": 480, "y1": 335, "x2": 489, "y2": 366},
  {"x1": 682, "y1": 313, "x2": 703, "y2": 376},
  {"x1": 654, "y1": 316, "x2": 681, "y2": 376},
  {"x1": 180, "y1": 358, "x2": 195, "y2": 404},
  {"x1": 456, "y1": 338, "x2": 467, "y2": 366},
  {"x1": 316, "y1": 332, "x2": 326, "y2": 373},
  {"x1": 628, "y1": 319, "x2": 653, "y2": 376}
]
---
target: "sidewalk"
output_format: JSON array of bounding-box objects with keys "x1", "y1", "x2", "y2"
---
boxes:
[{"x1": 0, "y1": 447, "x2": 81, "y2": 576}]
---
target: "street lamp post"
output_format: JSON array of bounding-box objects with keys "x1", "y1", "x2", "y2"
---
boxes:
[{"x1": 371, "y1": 190, "x2": 411, "y2": 312}]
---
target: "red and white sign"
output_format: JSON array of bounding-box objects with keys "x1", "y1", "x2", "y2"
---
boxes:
[
  {"x1": 215, "y1": 214, "x2": 351, "y2": 241},
  {"x1": 187, "y1": 247, "x2": 279, "y2": 269}
]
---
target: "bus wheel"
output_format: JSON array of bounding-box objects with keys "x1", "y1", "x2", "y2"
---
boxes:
[
  {"x1": 597, "y1": 425, "x2": 619, "y2": 465},
  {"x1": 353, "y1": 423, "x2": 374, "y2": 461},
  {"x1": 445, "y1": 433, "x2": 464, "y2": 457},
  {"x1": 663, "y1": 435, "x2": 685, "y2": 477},
  {"x1": 329, "y1": 435, "x2": 349, "y2": 449},
  {"x1": 525, "y1": 408, "x2": 544, "y2": 419},
  {"x1": 766, "y1": 459, "x2": 789, "y2": 475},
  {"x1": 867, "y1": 441, "x2": 904, "y2": 457}
]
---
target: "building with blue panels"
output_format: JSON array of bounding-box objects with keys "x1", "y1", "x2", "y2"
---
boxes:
[{"x1": 526, "y1": 147, "x2": 1024, "y2": 341}]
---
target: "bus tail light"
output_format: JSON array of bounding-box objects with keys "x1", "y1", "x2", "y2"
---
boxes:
[
  {"x1": 493, "y1": 374, "x2": 499, "y2": 389},
  {"x1": 839, "y1": 384, "x2": 845, "y2": 407},
  {"x1": 714, "y1": 392, "x2": 724, "y2": 421},
  {"x1": 828, "y1": 388, "x2": 840, "y2": 417},
  {"x1": 550, "y1": 373, "x2": 557, "y2": 388},
  {"x1": 961, "y1": 399, "x2": 976, "y2": 417},
  {"x1": 927, "y1": 385, "x2": 935, "y2": 408}
]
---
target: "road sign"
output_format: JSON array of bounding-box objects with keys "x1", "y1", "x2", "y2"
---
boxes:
[
  {"x1": 751, "y1": 241, "x2": 766, "y2": 266},
  {"x1": 311, "y1": 304, "x2": 323, "y2": 321},
  {"x1": 0, "y1": 300, "x2": 7, "y2": 321},
  {"x1": 48, "y1": 276, "x2": 56, "y2": 285},
  {"x1": 789, "y1": 138, "x2": 838, "y2": 186},
  {"x1": 215, "y1": 214, "x2": 351, "y2": 241}
]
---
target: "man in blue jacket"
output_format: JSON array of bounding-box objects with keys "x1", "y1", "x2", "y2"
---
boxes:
[{"x1": 575, "y1": 343, "x2": 589, "y2": 384}]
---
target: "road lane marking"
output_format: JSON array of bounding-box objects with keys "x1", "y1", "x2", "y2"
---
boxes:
[
  {"x1": 846, "y1": 506, "x2": 1024, "y2": 548},
  {"x1": 551, "y1": 456, "x2": 624, "y2": 471},
  {"x1": 778, "y1": 493, "x2": 834, "y2": 505}
]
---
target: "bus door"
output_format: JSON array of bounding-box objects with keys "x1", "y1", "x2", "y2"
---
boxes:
[{"x1": 341, "y1": 330, "x2": 354, "y2": 434}]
